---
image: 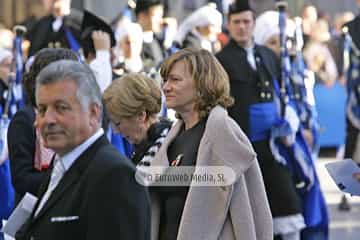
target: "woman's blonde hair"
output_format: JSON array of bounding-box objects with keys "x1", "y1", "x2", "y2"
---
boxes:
[
  {"x1": 160, "y1": 48, "x2": 234, "y2": 118},
  {"x1": 103, "y1": 73, "x2": 162, "y2": 119}
]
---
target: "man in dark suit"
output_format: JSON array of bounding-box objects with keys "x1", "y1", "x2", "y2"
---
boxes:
[
  {"x1": 135, "y1": 0, "x2": 166, "y2": 70},
  {"x1": 216, "y1": 1, "x2": 303, "y2": 239},
  {"x1": 26, "y1": 0, "x2": 81, "y2": 56},
  {"x1": 15, "y1": 60, "x2": 151, "y2": 240}
]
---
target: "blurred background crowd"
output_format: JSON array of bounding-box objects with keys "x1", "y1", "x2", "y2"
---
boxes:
[
  {"x1": 0, "y1": 0, "x2": 356, "y2": 159},
  {"x1": 1, "y1": 0, "x2": 360, "y2": 240}
]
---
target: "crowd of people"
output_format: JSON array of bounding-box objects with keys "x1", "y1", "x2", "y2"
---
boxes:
[{"x1": 0, "y1": 0, "x2": 360, "y2": 240}]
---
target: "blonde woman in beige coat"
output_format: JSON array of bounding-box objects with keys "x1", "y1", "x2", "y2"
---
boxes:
[{"x1": 148, "y1": 48, "x2": 273, "y2": 240}]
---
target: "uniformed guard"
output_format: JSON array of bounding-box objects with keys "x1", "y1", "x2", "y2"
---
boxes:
[
  {"x1": 255, "y1": 7, "x2": 329, "y2": 239},
  {"x1": 135, "y1": 0, "x2": 167, "y2": 70},
  {"x1": 216, "y1": 1, "x2": 305, "y2": 239},
  {"x1": 26, "y1": 0, "x2": 81, "y2": 57}
]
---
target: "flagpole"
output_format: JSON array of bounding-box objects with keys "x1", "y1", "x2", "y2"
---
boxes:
[
  {"x1": 276, "y1": 0, "x2": 289, "y2": 117},
  {"x1": 3, "y1": 25, "x2": 26, "y2": 118}
]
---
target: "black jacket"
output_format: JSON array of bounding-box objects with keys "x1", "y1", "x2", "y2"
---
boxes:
[
  {"x1": 15, "y1": 135, "x2": 151, "y2": 240},
  {"x1": 26, "y1": 15, "x2": 81, "y2": 57},
  {"x1": 216, "y1": 39, "x2": 280, "y2": 135},
  {"x1": 216, "y1": 39, "x2": 302, "y2": 217}
]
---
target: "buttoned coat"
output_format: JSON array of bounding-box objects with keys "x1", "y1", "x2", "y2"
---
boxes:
[{"x1": 150, "y1": 106, "x2": 273, "y2": 240}]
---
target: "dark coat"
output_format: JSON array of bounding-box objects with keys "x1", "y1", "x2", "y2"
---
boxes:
[
  {"x1": 15, "y1": 135, "x2": 151, "y2": 240},
  {"x1": 216, "y1": 39, "x2": 279, "y2": 136},
  {"x1": 346, "y1": 16, "x2": 360, "y2": 50},
  {"x1": 26, "y1": 15, "x2": 81, "y2": 57},
  {"x1": 216, "y1": 39, "x2": 302, "y2": 217}
]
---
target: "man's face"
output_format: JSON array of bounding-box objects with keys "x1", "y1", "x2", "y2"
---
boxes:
[
  {"x1": 357, "y1": 0, "x2": 360, "y2": 8},
  {"x1": 227, "y1": 11, "x2": 255, "y2": 47},
  {"x1": 138, "y1": 5, "x2": 164, "y2": 32},
  {"x1": 36, "y1": 79, "x2": 98, "y2": 156},
  {"x1": 148, "y1": 5, "x2": 164, "y2": 33},
  {"x1": 43, "y1": 0, "x2": 71, "y2": 17}
]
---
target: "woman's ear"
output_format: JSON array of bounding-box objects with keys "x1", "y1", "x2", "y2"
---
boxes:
[{"x1": 137, "y1": 111, "x2": 147, "y2": 123}]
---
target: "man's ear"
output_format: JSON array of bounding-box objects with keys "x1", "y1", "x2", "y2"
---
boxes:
[{"x1": 90, "y1": 103, "x2": 101, "y2": 126}]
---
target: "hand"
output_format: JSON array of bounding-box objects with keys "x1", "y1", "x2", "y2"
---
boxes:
[
  {"x1": 353, "y1": 173, "x2": 360, "y2": 183},
  {"x1": 92, "y1": 31, "x2": 111, "y2": 51},
  {"x1": 280, "y1": 136, "x2": 293, "y2": 147},
  {"x1": 302, "y1": 129, "x2": 314, "y2": 148}
]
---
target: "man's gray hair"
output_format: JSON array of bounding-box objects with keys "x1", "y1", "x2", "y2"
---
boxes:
[{"x1": 35, "y1": 60, "x2": 103, "y2": 120}]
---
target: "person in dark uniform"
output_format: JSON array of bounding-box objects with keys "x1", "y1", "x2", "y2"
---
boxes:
[
  {"x1": 26, "y1": 0, "x2": 81, "y2": 56},
  {"x1": 216, "y1": 1, "x2": 304, "y2": 239},
  {"x1": 135, "y1": 0, "x2": 166, "y2": 70},
  {"x1": 344, "y1": 0, "x2": 360, "y2": 165}
]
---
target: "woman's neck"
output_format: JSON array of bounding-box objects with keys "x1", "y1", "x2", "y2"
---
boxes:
[{"x1": 180, "y1": 110, "x2": 200, "y2": 130}]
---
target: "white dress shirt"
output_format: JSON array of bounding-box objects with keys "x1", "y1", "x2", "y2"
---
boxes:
[{"x1": 34, "y1": 128, "x2": 104, "y2": 216}]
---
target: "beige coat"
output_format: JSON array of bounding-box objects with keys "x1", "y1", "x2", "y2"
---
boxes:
[{"x1": 150, "y1": 106, "x2": 273, "y2": 240}]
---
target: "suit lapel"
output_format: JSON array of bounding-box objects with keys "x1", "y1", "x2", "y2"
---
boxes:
[
  {"x1": 256, "y1": 45, "x2": 278, "y2": 79},
  {"x1": 33, "y1": 164, "x2": 81, "y2": 220},
  {"x1": 28, "y1": 155, "x2": 55, "y2": 220},
  {"x1": 30, "y1": 135, "x2": 108, "y2": 223}
]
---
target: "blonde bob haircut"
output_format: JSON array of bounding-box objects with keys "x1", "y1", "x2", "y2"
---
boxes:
[
  {"x1": 160, "y1": 48, "x2": 234, "y2": 118},
  {"x1": 103, "y1": 73, "x2": 162, "y2": 119}
]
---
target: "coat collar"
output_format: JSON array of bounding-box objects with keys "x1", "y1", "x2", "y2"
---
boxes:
[
  {"x1": 226, "y1": 38, "x2": 278, "y2": 79},
  {"x1": 152, "y1": 106, "x2": 256, "y2": 239},
  {"x1": 152, "y1": 106, "x2": 255, "y2": 175}
]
